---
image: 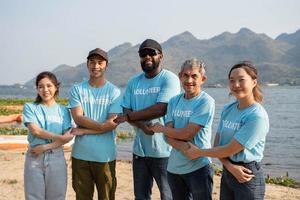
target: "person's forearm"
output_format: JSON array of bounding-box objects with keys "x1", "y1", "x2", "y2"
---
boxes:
[
  {"x1": 73, "y1": 116, "x2": 110, "y2": 132},
  {"x1": 30, "y1": 127, "x2": 63, "y2": 141},
  {"x1": 198, "y1": 145, "x2": 237, "y2": 158},
  {"x1": 43, "y1": 140, "x2": 65, "y2": 151},
  {"x1": 160, "y1": 126, "x2": 194, "y2": 141},
  {"x1": 77, "y1": 128, "x2": 110, "y2": 135},
  {"x1": 125, "y1": 103, "x2": 167, "y2": 121},
  {"x1": 219, "y1": 158, "x2": 231, "y2": 168}
]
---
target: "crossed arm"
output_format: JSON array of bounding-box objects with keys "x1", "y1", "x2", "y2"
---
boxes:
[
  {"x1": 114, "y1": 102, "x2": 168, "y2": 135},
  {"x1": 178, "y1": 134, "x2": 254, "y2": 183},
  {"x1": 27, "y1": 123, "x2": 74, "y2": 156},
  {"x1": 70, "y1": 105, "x2": 119, "y2": 135}
]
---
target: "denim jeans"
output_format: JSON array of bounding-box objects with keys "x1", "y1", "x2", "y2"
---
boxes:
[
  {"x1": 167, "y1": 164, "x2": 213, "y2": 200},
  {"x1": 132, "y1": 154, "x2": 172, "y2": 200},
  {"x1": 220, "y1": 161, "x2": 265, "y2": 200},
  {"x1": 24, "y1": 148, "x2": 67, "y2": 200}
]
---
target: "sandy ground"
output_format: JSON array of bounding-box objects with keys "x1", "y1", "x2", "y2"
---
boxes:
[{"x1": 0, "y1": 150, "x2": 299, "y2": 200}]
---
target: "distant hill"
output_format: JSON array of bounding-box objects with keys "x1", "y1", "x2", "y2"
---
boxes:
[{"x1": 25, "y1": 27, "x2": 300, "y2": 87}]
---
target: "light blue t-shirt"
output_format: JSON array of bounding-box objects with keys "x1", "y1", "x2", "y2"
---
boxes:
[
  {"x1": 23, "y1": 102, "x2": 71, "y2": 148},
  {"x1": 69, "y1": 80, "x2": 122, "y2": 162},
  {"x1": 166, "y1": 92, "x2": 215, "y2": 174},
  {"x1": 122, "y1": 69, "x2": 181, "y2": 157},
  {"x1": 217, "y1": 101, "x2": 269, "y2": 162}
]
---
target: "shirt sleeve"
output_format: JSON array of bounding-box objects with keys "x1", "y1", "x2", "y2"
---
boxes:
[
  {"x1": 164, "y1": 97, "x2": 175, "y2": 124},
  {"x1": 216, "y1": 105, "x2": 227, "y2": 135},
  {"x1": 62, "y1": 106, "x2": 72, "y2": 131},
  {"x1": 109, "y1": 87, "x2": 123, "y2": 114},
  {"x1": 122, "y1": 80, "x2": 132, "y2": 109},
  {"x1": 22, "y1": 103, "x2": 38, "y2": 126},
  {"x1": 234, "y1": 116, "x2": 268, "y2": 149},
  {"x1": 157, "y1": 73, "x2": 180, "y2": 103},
  {"x1": 68, "y1": 85, "x2": 81, "y2": 108}
]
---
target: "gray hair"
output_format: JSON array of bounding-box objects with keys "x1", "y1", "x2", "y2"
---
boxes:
[{"x1": 180, "y1": 58, "x2": 206, "y2": 75}]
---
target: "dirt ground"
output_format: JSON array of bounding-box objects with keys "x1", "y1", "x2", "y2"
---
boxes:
[{"x1": 0, "y1": 149, "x2": 299, "y2": 200}]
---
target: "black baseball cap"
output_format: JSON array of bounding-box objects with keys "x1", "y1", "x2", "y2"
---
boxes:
[
  {"x1": 87, "y1": 48, "x2": 108, "y2": 61},
  {"x1": 138, "y1": 39, "x2": 162, "y2": 53}
]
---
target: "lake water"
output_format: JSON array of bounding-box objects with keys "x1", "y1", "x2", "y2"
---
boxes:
[{"x1": 1, "y1": 86, "x2": 300, "y2": 181}]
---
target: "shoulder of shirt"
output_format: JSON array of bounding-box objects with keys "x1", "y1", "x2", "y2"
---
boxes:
[
  {"x1": 70, "y1": 80, "x2": 88, "y2": 90},
  {"x1": 105, "y1": 80, "x2": 120, "y2": 89},
  {"x1": 160, "y1": 69, "x2": 178, "y2": 79},
  {"x1": 169, "y1": 93, "x2": 184, "y2": 102},
  {"x1": 24, "y1": 102, "x2": 37, "y2": 108},
  {"x1": 222, "y1": 101, "x2": 238, "y2": 112},
  {"x1": 128, "y1": 72, "x2": 144, "y2": 83},
  {"x1": 200, "y1": 91, "x2": 215, "y2": 103},
  {"x1": 104, "y1": 81, "x2": 121, "y2": 95},
  {"x1": 247, "y1": 103, "x2": 268, "y2": 119}
]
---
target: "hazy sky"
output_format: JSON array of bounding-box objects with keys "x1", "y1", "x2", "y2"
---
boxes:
[{"x1": 1, "y1": 0, "x2": 300, "y2": 85}]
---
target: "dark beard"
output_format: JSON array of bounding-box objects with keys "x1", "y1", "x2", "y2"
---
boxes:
[{"x1": 141, "y1": 60, "x2": 160, "y2": 73}]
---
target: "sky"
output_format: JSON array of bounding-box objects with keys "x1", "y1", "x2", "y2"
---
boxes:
[{"x1": 0, "y1": 0, "x2": 300, "y2": 85}]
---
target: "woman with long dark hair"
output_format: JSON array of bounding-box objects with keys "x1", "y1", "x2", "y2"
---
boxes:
[{"x1": 23, "y1": 71, "x2": 73, "y2": 200}]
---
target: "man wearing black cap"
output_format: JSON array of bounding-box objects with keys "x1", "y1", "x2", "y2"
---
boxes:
[
  {"x1": 68, "y1": 48, "x2": 122, "y2": 200},
  {"x1": 116, "y1": 39, "x2": 180, "y2": 200}
]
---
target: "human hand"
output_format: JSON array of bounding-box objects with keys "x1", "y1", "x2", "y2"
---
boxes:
[
  {"x1": 166, "y1": 137, "x2": 188, "y2": 151},
  {"x1": 147, "y1": 122, "x2": 163, "y2": 133},
  {"x1": 60, "y1": 128, "x2": 74, "y2": 142},
  {"x1": 105, "y1": 115, "x2": 119, "y2": 129},
  {"x1": 71, "y1": 128, "x2": 85, "y2": 136},
  {"x1": 142, "y1": 122, "x2": 154, "y2": 135},
  {"x1": 227, "y1": 164, "x2": 255, "y2": 183},
  {"x1": 113, "y1": 114, "x2": 128, "y2": 124},
  {"x1": 31, "y1": 145, "x2": 46, "y2": 157}
]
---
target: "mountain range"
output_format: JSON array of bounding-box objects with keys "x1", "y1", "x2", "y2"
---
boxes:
[{"x1": 25, "y1": 27, "x2": 300, "y2": 87}]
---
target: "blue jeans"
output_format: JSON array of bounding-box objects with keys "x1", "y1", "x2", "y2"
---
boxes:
[
  {"x1": 220, "y1": 161, "x2": 265, "y2": 200},
  {"x1": 132, "y1": 154, "x2": 172, "y2": 200},
  {"x1": 24, "y1": 148, "x2": 67, "y2": 200},
  {"x1": 167, "y1": 164, "x2": 213, "y2": 200}
]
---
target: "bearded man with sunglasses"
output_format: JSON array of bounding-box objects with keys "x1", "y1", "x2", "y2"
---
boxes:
[{"x1": 115, "y1": 39, "x2": 180, "y2": 200}]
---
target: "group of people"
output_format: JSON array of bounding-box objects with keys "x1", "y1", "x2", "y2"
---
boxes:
[{"x1": 23, "y1": 39, "x2": 269, "y2": 200}]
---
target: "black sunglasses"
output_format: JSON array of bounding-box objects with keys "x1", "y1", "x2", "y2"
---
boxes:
[{"x1": 139, "y1": 49, "x2": 160, "y2": 58}]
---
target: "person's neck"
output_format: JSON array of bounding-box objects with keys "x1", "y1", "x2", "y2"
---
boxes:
[
  {"x1": 237, "y1": 95, "x2": 256, "y2": 109},
  {"x1": 42, "y1": 99, "x2": 56, "y2": 107},
  {"x1": 184, "y1": 89, "x2": 201, "y2": 99},
  {"x1": 89, "y1": 77, "x2": 106, "y2": 88},
  {"x1": 145, "y1": 67, "x2": 162, "y2": 79}
]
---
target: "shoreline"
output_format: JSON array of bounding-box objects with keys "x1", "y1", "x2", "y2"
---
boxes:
[
  {"x1": 0, "y1": 149, "x2": 300, "y2": 200},
  {"x1": 1, "y1": 135, "x2": 300, "y2": 184}
]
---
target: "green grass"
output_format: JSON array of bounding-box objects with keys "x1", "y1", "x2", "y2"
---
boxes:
[
  {"x1": 0, "y1": 98, "x2": 68, "y2": 106},
  {"x1": 116, "y1": 130, "x2": 134, "y2": 140},
  {"x1": 0, "y1": 108, "x2": 22, "y2": 115},
  {"x1": 0, "y1": 127, "x2": 28, "y2": 135},
  {"x1": 266, "y1": 173, "x2": 300, "y2": 188},
  {"x1": 1, "y1": 179, "x2": 18, "y2": 184},
  {"x1": 210, "y1": 165, "x2": 300, "y2": 188}
]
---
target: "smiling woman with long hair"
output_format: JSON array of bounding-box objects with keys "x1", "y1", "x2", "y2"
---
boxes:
[
  {"x1": 172, "y1": 61, "x2": 269, "y2": 200},
  {"x1": 23, "y1": 71, "x2": 74, "y2": 200}
]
